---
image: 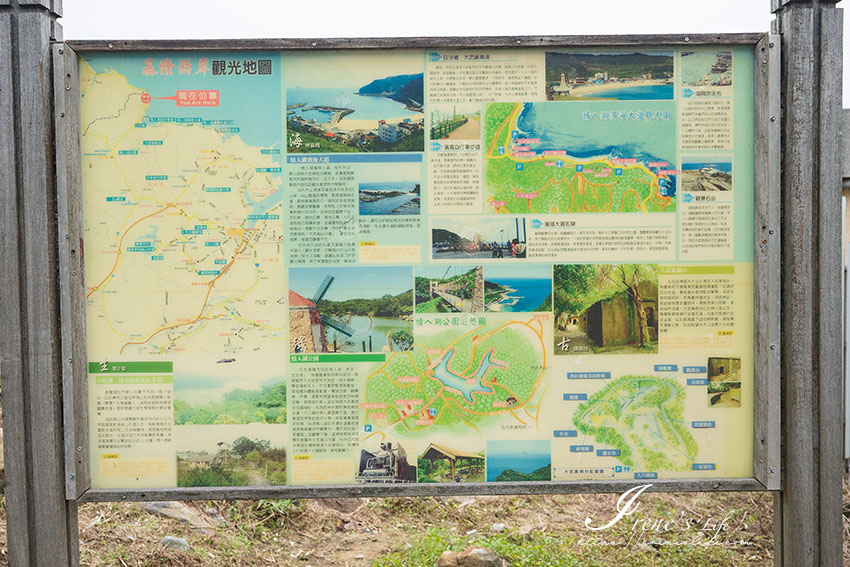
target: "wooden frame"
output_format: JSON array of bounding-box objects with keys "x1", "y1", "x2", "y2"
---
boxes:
[{"x1": 55, "y1": 33, "x2": 781, "y2": 502}]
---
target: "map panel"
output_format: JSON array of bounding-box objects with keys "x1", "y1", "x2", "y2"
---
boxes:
[{"x1": 484, "y1": 102, "x2": 677, "y2": 214}]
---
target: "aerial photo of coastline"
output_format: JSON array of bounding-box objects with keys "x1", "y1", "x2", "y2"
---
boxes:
[
  {"x1": 358, "y1": 162, "x2": 421, "y2": 215},
  {"x1": 545, "y1": 51, "x2": 674, "y2": 100},
  {"x1": 484, "y1": 264, "x2": 551, "y2": 312},
  {"x1": 285, "y1": 51, "x2": 424, "y2": 153}
]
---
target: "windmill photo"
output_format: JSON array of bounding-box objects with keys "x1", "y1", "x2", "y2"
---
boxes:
[{"x1": 310, "y1": 275, "x2": 356, "y2": 337}]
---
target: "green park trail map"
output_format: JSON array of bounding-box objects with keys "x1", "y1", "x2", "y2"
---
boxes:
[
  {"x1": 484, "y1": 102, "x2": 677, "y2": 214},
  {"x1": 362, "y1": 318, "x2": 547, "y2": 437}
]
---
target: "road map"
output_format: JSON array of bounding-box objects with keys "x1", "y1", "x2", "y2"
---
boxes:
[
  {"x1": 572, "y1": 375, "x2": 698, "y2": 472},
  {"x1": 361, "y1": 318, "x2": 547, "y2": 438},
  {"x1": 484, "y1": 102, "x2": 677, "y2": 214},
  {"x1": 81, "y1": 55, "x2": 286, "y2": 356}
]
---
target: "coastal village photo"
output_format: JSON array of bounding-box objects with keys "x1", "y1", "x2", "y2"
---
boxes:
[
  {"x1": 285, "y1": 51, "x2": 424, "y2": 153},
  {"x1": 545, "y1": 51, "x2": 674, "y2": 100}
]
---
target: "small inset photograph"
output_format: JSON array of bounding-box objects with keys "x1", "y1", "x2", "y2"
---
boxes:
[
  {"x1": 289, "y1": 266, "x2": 413, "y2": 353},
  {"x1": 708, "y1": 381, "x2": 742, "y2": 408},
  {"x1": 554, "y1": 264, "x2": 658, "y2": 355},
  {"x1": 176, "y1": 424, "x2": 287, "y2": 487},
  {"x1": 486, "y1": 439, "x2": 551, "y2": 482},
  {"x1": 545, "y1": 51, "x2": 674, "y2": 100},
  {"x1": 708, "y1": 357, "x2": 741, "y2": 382},
  {"x1": 485, "y1": 264, "x2": 552, "y2": 312},
  {"x1": 173, "y1": 357, "x2": 286, "y2": 425},
  {"x1": 357, "y1": 438, "x2": 417, "y2": 483},
  {"x1": 418, "y1": 442, "x2": 485, "y2": 483},
  {"x1": 285, "y1": 50, "x2": 424, "y2": 153},
  {"x1": 415, "y1": 265, "x2": 484, "y2": 313},
  {"x1": 358, "y1": 162, "x2": 421, "y2": 216},
  {"x1": 430, "y1": 103, "x2": 481, "y2": 140},
  {"x1": 432, "y1": 216, "x2": 527, "y2": 260},
  {"x1": 682, "y1": 51, "x2": 733, "y2": 87},
  {"x1": 682, "y1": 157, "x2": 732, "y2": 192}
]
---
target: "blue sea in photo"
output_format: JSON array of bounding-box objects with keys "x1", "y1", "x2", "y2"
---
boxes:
[
  {"x1": 287, "y1": 87, "x2": 420, "y2": 123},
  {"x1": 487, "y1": 277, "x2": 551, "y2": 312},
  {"x1": 589, "y1": 84, "x2": 674, "y2": 100},
  {"x1": 359, "y1": 181, "x2": 420, "y2": 215}
]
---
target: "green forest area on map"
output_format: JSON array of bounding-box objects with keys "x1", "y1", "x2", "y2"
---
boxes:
[
  {"x1": 362, "y1": 320, "x2": 545, "y2": 435},
  {"x1": 572, "y1": 375, "x2": 698, "y2": 472},
  {"x1": 484, "y1": 102, "x2": 676, "y2": 214}
]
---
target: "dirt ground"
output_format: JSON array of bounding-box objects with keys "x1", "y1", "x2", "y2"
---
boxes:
[{"x1": 0, "y1": 482, "x2": 845, "y2": 565}]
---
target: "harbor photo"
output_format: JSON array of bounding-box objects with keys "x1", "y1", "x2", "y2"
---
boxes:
[
  {"x1": 484, "y1": 264, "x2": 552, "y2": 312},
  {"x1": 285, "y1": 51, "x2": 424, "y2": 153}
]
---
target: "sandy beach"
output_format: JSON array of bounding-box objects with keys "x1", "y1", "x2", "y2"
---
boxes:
[
  {"x1": 568, "y1": 78, "x2": 669, "y2": 97},
  {"x1": 337, "y1": 112, "x2": 424, "y2": 131}
]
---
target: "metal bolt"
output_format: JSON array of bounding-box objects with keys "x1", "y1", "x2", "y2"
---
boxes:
[
  {"x1": 769, "y1": 42, "x2": 775, "y2": 48},
  {"x1": 769, "y1": 229, "x2": 775, "y2": 235},
  {"x1": 770, "y1": 344, "x2": 776, "y2": 350},
  {"x1": 65, "y1": 234, "x2": 70, "y2": 240},
  {"x1": 684, "y1": 36, "x2": 690, "y2": 42},
  {"x1": 77, "y1": 446, "x2": 82, "y2": 451},
  {"x1": 770, "y1": 116, "x2": 776, "y2": 122},
  {"x1": 65, "y1": 84, "x2": 71, "y2": 90},
  {"x1": 67, "y1": 357, "x2": 73, "y2": 363},
  {"x1": 768, "y1": 467, "x2": 776, "y2": 474},
  {"x1": 762, "y1": 58, "x2": 768, "y2": 64},
  {"x1": 58, "y1": 48, "x2": 63, "y2": 54},
  {"x1": 59, "y1": 112, "x2": 65, "y2": 117},
  {"x1": 713, "y1": 482, "x2": 719, "y2": 489},
  {"x1": 71, "y1": 270, "x2": 76, "y2": 276},
  {"x1": 311, "y1": 41, "x2": 317, "y2": 47},
  {"x1": 759, "y1": 457, "x2": 764, "y2": 463},
  {"x1": 516, "y1": 39, "x2": 521, "y2": 44},
  {"x1": 108, "y1": 43, "x2": 113, "y2": 49},
  {"x1": 69, "y1": 474, "x2": 75, "y2": 480}
]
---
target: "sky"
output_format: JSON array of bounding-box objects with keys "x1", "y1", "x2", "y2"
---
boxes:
[{"x1": 59, "y1": 1, "x2": 847, "y2": 103}]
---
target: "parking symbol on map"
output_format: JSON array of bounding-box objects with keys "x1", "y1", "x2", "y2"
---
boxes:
[
  {"x1": 429, "y1": 408, "x2": 437, "y2": 417},
  {"x1": 576, "y1": 164, "x2": 584, "y2": 172},
  {"x1": 516, "y1": 163, "x2": 523, "y2": 171},
  {"x1": 364, "y1": 425, "x2": 372, "y2": 432}
]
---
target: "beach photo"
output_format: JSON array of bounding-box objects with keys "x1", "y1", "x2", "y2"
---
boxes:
[
  {"x1": 545, "y1": 51, "x2": 674, "y2": 100},
  {"x1": 431, "y1": 216, "x2": 528, "y2": 260},
  {"x1": 176, "y1": 424, "x2": 287, "y2": 487},
  {"x1": 554, "y1": 264, "x2": 659, "y2": 355},
  {"x1": 285, "y1": 50, "x2": 424, "y2": 153},
  {"x1": 682, "y1": 50, "x2": 733, "y2": 87},
  {"x1": 358, "y1": 162, "x2": 421, "y2": 216},
  {"x1": 486, "y1": 439, "x2": 551, "y2": 482},
  {"x1": 289, "y1": 266, "x2": 413, "y2": 353},
  {"x1": 682, "y1": 157, "x2": 732, "y2": 191},
  {"x1": 415, "y1": 265, "x2": 484, "y2": 313},
  {"x1": 173, "y1": 356, "x2": 286, "y2": 425},
  {"x1": 484, "y1": 264, "x2": 552, "y2": 312},
  {"x1": 430, "y1": 103, "x2": 481, "y2": 140}
]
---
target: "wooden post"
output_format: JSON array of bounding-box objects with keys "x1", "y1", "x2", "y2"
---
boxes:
[
  {"x1": 772, "y1": 1, "x2": 844, "y2": 566},
  {"x1": 0, "y1": 1, "x2": 79, "y2": 566}
]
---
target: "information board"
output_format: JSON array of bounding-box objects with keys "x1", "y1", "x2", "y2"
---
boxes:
[{"x1": 78, "y1": 45, "x2": 755, "y2": 490}]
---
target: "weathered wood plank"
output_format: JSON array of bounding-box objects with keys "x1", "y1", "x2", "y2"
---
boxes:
[
  {"x1": 752, "y1": 34, "x2": 782, "y2": 491},
  {"x1": 65, "y1": 33, "x2": 765, "y2": 52},
  {"x1": 0, "y1": 3, "x2": 78, "y2": 566},
  {"x1": 0, "y1": 11, "x2": 34, "y2": 567},
  {"x1": 816, "y1": 7, "x2": 844, "y2": 567},
  {"x1": 53, "y1": 43, "x2": 90, "y2": 501},
  {"x1": 779, "y1": 6, "x2": 817, "y2": 564},
  {"x1": 79, "y1": 477, "x2": 767, "y2": 503}
]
